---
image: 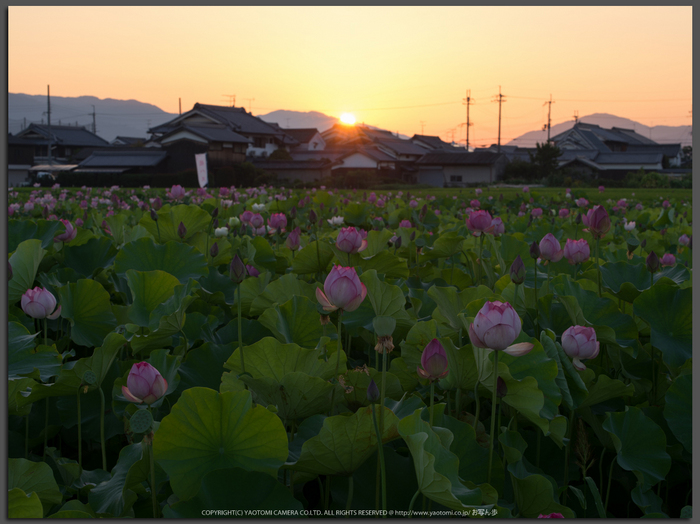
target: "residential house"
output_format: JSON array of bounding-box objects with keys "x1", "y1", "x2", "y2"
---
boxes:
[
  {"x1": 410, "y1": 134, "x2": 462, "y2": 152},
  {"x1": 250, "y1": 158, "x2": 336, "y2": 185},
  {"x1": 283, "y1": 128, "x2": 327, "y2": 151},
  {"x1": 111, "y1": 136, "x2": 147, "y2": 146},
  {"x1": 12, "y1": 123, "x2": 110, "y2": 164},
  {"x1": 416, "y1": 151, "x2": 508, "y2": 187},
  {"x1": 73, "y1": 149, "x2": 168, "y2": 175}
]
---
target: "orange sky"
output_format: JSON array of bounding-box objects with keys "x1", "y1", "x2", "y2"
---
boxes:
[{"x1": 8, "y1": 6, "x2": 692, "y2": 146}]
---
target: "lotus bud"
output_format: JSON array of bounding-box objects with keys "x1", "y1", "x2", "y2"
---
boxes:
[
  {"x1": 510, "y1": 255, "x2": 525, "y2": 285},
  {"x1": 529, "y1": 241, "x2": 540, "y2": 260},
  {"x1": 229, "y1": 254, "x2": 247, "y2": 283},
  {"x1": 646, "y1": 251, "x2": 660, "y2": 273},
  {"x1": 150, "y1": 209, "x2": 158, "y2": 221},
  {"x1": 575, "y1": 212, "x2": 582, "y2": 224},
  {"x1": 289, "y1": 206, "x2": 297, "y2": 219},
  {"x1": 315, "y1": 265, "x2": 367, "y2": 312},
  {"x1": 121, "y1": 362, "x2": 168, "y2": 405},
  {"x1": 246, "y1": 265, "x2": 260, "y2": 277},
  {"x1": 210, "y1": 243, "x2": 219, "y2": 258},
  {"x1": 366, "y1": 379, "x2": 380, "y2": 403},
  {"x1": 21, "y1": 287, "x2": 61, "y2": 320},
  {"x1": 561, "y1": 325, "x2": 599, "y2": 371},
  {"x1": 177, "y1": 221, "x2": 187, "y2": 239},
  {"x1": 641, "y1": 239, "x2": 647, "y2": 249},
  {"x1": 496, "y1": 376, "x2": 507, "y2": 398},
  {"x1": 539, "y1": 233, "x2": 564, "y2": 262},
  {"x1": 660, "y1": 253, "x2": 676, "y2": 267},
  {"x1": 308, "y1": 209, "x2": 318, "y2": 225},
  {"x1": 416, "y1": 339, "x2": 449, "y2": 382},
  {"x1": 410, "y1": 231, "x2": 416, "y2": 241},
  {"x1": 394, "y1": 236, "x2": 402, "y2": 249},
  {"x1": 212, "y1": 207, "x2": 219, "y2": 218}
]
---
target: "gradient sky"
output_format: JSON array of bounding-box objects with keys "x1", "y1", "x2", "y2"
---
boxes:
[{"x1": 8, "y1": 6, "x2": 692, "y2": 146}]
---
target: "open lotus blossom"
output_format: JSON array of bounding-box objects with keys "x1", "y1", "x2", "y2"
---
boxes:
[
  {"x1": 398, "y1": 219, "x2": 412, "y2": 228},
  {"x1": 167, "y1": 185, "x2": 186, "y2": 200},
  {"x1": 417, "y1": 338, "x2": 449, "y2": 381},
  {"x1": 561, "y1": 325, "x2": 599, "y2": 371},
  {"x1": 679, "y1": 234, "x2": 691, "y2": 246},
  {"x1": 316, "y1": 265, "x2": 367, "y2": 313},
  {"x1": 54, "y1": 219, "x2": 78, "y2": 243},
  {"x1": 660, "y1": 253, "x2": 676, "y2": 267},
  {"x1": 624, "y1": 221, "x2": 636, "y2": 231},
  {"x1": 488, "y1": 216, "x2": 505, "y2": 236},
  {"x1": 583, "y1": 205, "x2": 610, "y2": 239},
  {"x1": 475, "y1": 188, "x2": 482, "y2": 196},
  {"x1": 327, "y1": 216, "x2": 345, "y2": 226},
  {"x1": 468, "y1": 301, "x2": 534, "y2": 355},
  {"x1": 240, "y1": 210, "x2": 254, "y2": 224},
  {"x1": 21, "y1": 287, "x2": 62, "y2": 320},
  {"x1": 121, "y1": 362, "x2": 168, "y2": 405},
  {"x1": 559, "y1": 208, "x2": 570, "y2": 218},
  {"x1": 466, "y1": 209, "x2": 493, "y2": 236},
  {"x1": 563, "y1": 238, "x2": 590, "y2": 265},
  {"x1": 336, "y1": 227, "x2": 368, "y2": 254},
  {"x1": 268, "y1": 213, "x2": 287, "y2": 230},
  {"x1": 531, "y1": 208, "x2": 543, "y2": 217},
  {"x1": 538, "y1": 233, "x2": 564, "y2": 262}
]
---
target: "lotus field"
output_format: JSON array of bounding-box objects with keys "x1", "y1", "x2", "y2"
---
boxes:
[{"x1": 7, "y1": 183, "x2": 693, "y2": 518}]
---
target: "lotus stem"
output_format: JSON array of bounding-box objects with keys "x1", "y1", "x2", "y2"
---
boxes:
[
  {"x1": 371, "y1": 404, "x2": 387, "y2": 516},
  {"x1": 99, "y1": 386, "x2": 107, "y2": 471},
  {"x1": 455, "y1": 388, "x2": 461, "y2": 417},
  {"x1": 478, "y1": 234, "x2": 484, "y2": 285},
  {"x1": 345, "y1": 475, "x2": 354, "y2": 515},
  {"x1": 237, "y1": 282, "x2": 245, "y2": 375},
  {"x1": 149, "y1": 440, "x2": 159, "y2": 517},
  {"x1": 25, "y1": 416, "x2": 29, "y2": 459},
  {"x1": 324, "y1": 475, "x2": 331, "y2": 511},
  {"x1": 44, "y1": 318, "x2": 48, "y2": 346},
  {"x1": 473, "y1": 381, "x2": 480, "y2": 430},
  {"x1": 546, "y1": 260, "x2": 551, "y2": 289},
  {"x1": 379, "y1": 349, "x2": 387, "y2": 433},
  {"x1": 604, "y1": 456, "x2": 616, "y2": 514},
  {"x1": 487, "y1": 350, "x2": 499, "y2": 485},
  {"x1": 43, "y1": 398, "x2": 49, "y2": 460},
  {"x1": 77, "y1": 390, "x2": 82, "y2": 468},
  {"x1": 596, "y1": 237, "x2": 601, "y2": 297},
  {"x1": 429, "y1": 382, "x2": 435, "y2": 428},
  {"x1": 408, "y1": 489, "x2": 421, "y2": 518},
  {"x1": 329, "y1": 311, "x2": 343, "y2": 415},
  {"x1": 536, "y1": 431, "x2": 541, "y2": 469},
  {"x1": 562, "y1": 408, "x2": 576, "y2": 505},
  {"x1": 534, "y1": 264, "x2": 539, "y2": 334}
]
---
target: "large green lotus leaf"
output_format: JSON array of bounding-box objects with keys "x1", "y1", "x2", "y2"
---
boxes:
[
  {"x1": 174, "y1": 342, "x2": 234, "y2": 398},
  {"x1": 104, "y1": 212, "x2": 130, "y2": 246},
  {"x1": 9, "y1": 377, "x2": 37, "y2": 416},
  {"x1": 198, "y1": 267, "x2": 271, "y2": 311},
  {"x1": 602, "y1": 406, "x2": 671, "y2": 489},
  {"x1": 398, "y1": 409, "x2": 485, "y2": 511},
  {"x1": 114, "y1": 238, "x2": 208, "y2": 284},
  {"x1": 577, "y1": 374, "x2": 634, "y2": 410},
  {"x1": 438, "y1": 337, "x2": 479, "y2": 392},
  {"x1": 389, "y1": 357, "x2": 420, "y2": 393},
  {"x1": 633, "y1": 284, "x2": 692, "y2": 368},
  {"x1": 540, "y1": 334, "x2": 575, "y2": 410},
  {"x1": 59, "y1": 279, "x2": 117, "y2": 347},
  {"x1": 125, "y1": 270, "x2": 180, "y2": 327},
  {"x1": 340, "y1": 367, "x2": 404, "y2": 410},
  {"x1": 9, "y1": 322, "x2": 62, "y2": 382},
  {"x1": 291, "y1": 240, "x2": 335, "y2": 275},
  {"x1": 225, "y1": 336, "x2": 345, "y2": 388},
  {"x1": 8, "y1": 218, "x2": 63, "y2": 253},
  {"x1": 654, "y1": 264, "x2": 691, "y2": 286},
  {"x1": 88, "y1": 442, "x2": 141, "y2": 517},
  {"x1": 248, "y1": 235, "x2": 277, "y2": 272},
  {"x1": 600, "y1": 261, "x2": 651, "y2": 302},
  {"x1": 186, "y1": 231, "x2": 232, "y2": 267},
  {"x1": 8, "y1": 238, "x2": 46, "y2": 304},
  {"x1": 289, "y1": 406, "x2": 400, "y2": 476},
  {"x1": 419, "y1": 231, "x2": 464, "y2": 261},
  {"x1": 364, "y1": 229, "x2": 394, "y2": 257},
  {"x1": 153, "y1": 388, "x2": 288, "y2": 501},
  {"x1": 258, "y1": 296, "x2": 324, "y2": 348},
  {"x1": 139, "y1": 203, "x2": 212, "y2": 243},
  {"x1": 554, "y1": 340, "x2": 590, "y2": 409},
  {"x1": 212, "y1": 317, "x2": 274, "y2": 347},
  {"x1": 499, "y1": 234, "x2": 531, "y2": 268},
  {"x1": 342, "y1": 202, "x2": 370, "y2": 226},
  {"x1": 663, "y1": 373, "x2": 692, "y2": 453},
  {"x1": 429, "y1": 407, "x2": 502, "y2": 491},
  {"x1": 632, "y1": 484, "x2": 666, "y2": 516},
  {"x1": 400, "y1": 319, "x2": 439, "y2": 372},
  {"x1": 358, "y1": 270, "x2": 410, "y2": 323},
  {"x1": 163, "y1": 467, "x2": 303, "y2": 517},
  {"x1": 249, "y1": 273, "x2": 318, "y2": 316},
  {"x1": 8, "y1": 458, "x2": 63, "y2": 513},
  {"x1": 8, "y1": 488, "x2": 44, "y2": 518},
  {"x1": 358, "y1": 250, "x2": 409, "y2": 279},
  {"x1": 241, "y1": 372, "x2": 343, "y2": 421},
  {"x1": 428, "y1": 285, "x2": 495, "y2": 331},
  {"x1": 146, "y1": 278, "x2": 199, "y2": 332},
  {"x1": 63, "y1": 236, "x2": 118, "y2": 278}
]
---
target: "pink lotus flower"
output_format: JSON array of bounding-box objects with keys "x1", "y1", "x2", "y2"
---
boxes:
[
  {"x1": 563, "y1": 238, "x2": 590, "y2": 265},
  {"x1": 635, "y1": 203, "x2": 643, "y2": 211},
  {"x1": 249, "y1": 213, "x2": 265, "y2": 229},
  {"x1": 576, "y1": 198, "x2": 588, "y2": 208},
  {"x1": 598, "y1": 185, "x2": 605, "y2": 193},
  {"x1": 475, "y1": 188, "x2": 482, "y2": 196},
  {"x1": 168, "y1": 185, "x2": 186, "y2": 200},
  {"x1": 240, "y1": 210, "x2": 254, "y2": 224},
  {"x1": 583, "y1": 205, "x2": 610, "y2": 239},
  {"x1": 268, "y1": 213, "x2": 287, "y2": 230},
  {"x1": 539, "y1": 233, "x2": 564, "y2": 262},
  {"x1": 662, "y1": 200, "x2": 670, "y2": 209},
  {"x1": 368, "y1": 192, "x2": 377, "y2": 204},
  {"x1": 316, "y1": 265, "x2": 367, "y2": 313},
  {"x1": 488, "y1": 216, "x2": 505, "y2": 236},
  {"x1": 561, "y1": 325, "x2": 599, "y2": 371},
  {"x1": 538, "y1": 513, "x2": 565, "y2": 518},
  {"x1": 466, "y1": 210, "x2": 493, "y2": 236},
  {"x1": 121, "y1": 362, "x2": 168, "y2": 405},
  {"x1": 21, "y1": 287, "x2": 62, "y2": 320},
  {"x1": 522, "y1": 186, "x2": 529, "y2": 193},
  {"x1": 660, "y1": 253, "x2": 676, "y2": 267},
  {"x1": 336, "y1": 227, "x2": 367, "y2": 254},
  {"x1": 470, "y1": 199, "x2": 481, "y2": 208},
  {"x1": 54, "y1": 219, "x2": 77, "y2": 243},
  {"x1": 679, "y1": 234, "x2": 691, "y2": 246},
  {"x1": 531, "y1": 208, "x2": 543, "y2": 217},
  {"x1": 285, "y1": 227, "x2": 301, "y2": 251},
  {"x1": 417, "y1": 339, "x2": 449, "y2": 382},
  {"x1": 559, "y1": 208, "x2": 570, "y2": 218},
  {"x1": 246, "y1": 265, "x2": 260, "y2": 277},
  {"x1": 468, "y1": 301, "x2": 534, "y2": 354},
  {"x1": 409, "y1": 199, "x2": 418, "y2": 209},
  {"x1": 376, "y1": 199, "x2": 385, "y2": 208},
  {"x1": 399, "y1": 219, "x2": 412, "y2": 228}
]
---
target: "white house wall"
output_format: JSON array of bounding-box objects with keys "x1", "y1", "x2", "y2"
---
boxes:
[
  {"x1": 332, "y1": 153, "x2": 377, "y2": 170},
  {"x1": 247, "y1": 143, "x2": 279, "y2": 157}
]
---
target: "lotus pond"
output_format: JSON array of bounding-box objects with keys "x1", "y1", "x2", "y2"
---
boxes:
[{"x1": 6, "y1": 184, "x2": 692, "y2": 518}]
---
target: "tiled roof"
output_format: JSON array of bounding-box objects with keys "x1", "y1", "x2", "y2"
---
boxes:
[
  {"x1": 79, "y1": 150, "x2": 167, "y2": 168},
  {"x1": 410, "y1": 134, "x2": 459, "y2": 151},
  {"x1": 193, "y1": 103, "x2": 284, "y2": 136},
  {"x1": 171, "y1": 125, "x2": 252, "y2": 143},
  {"x1": 626, "y1": 144, "x2": 682, "y2": 156},
  {"x1": 17, "y1": 124, "x2": 109, "y2": 147},
  {"x1": 283, "y1": 128, "x2": 321, "y2": 143},
  {"x1": 374, "y1": 137, "x2": 429, "y2": 156},
  {"x1": 595, "y1": 152, "x2": 663, "y2": 164}
]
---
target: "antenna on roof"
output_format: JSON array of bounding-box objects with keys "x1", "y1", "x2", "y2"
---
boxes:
[
  {"x1": 243, "y1": 98, "x2": 255, "y2": 114},
  {"x1": 223, "y1": 94, "x2": 236, "y2": 107}
]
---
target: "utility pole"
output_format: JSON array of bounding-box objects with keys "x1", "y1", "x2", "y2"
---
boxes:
[
  {"x1": 46, "y1": 85, "x2": 52, "y2": 167},
  {"x1": 492, "y1": 86, "x2": 507, "y2": 153},
  {"x1": 92, "y1": 105, "x2": 97, "y2": 134},
  {"x1": 243, "y1": 98, "x2": 255, "y2": 113},
  {"x1": 542, "y1": 94, "x2": 555, "y2": 143},
  {"x1": 462, "y1": 89, "x2": 474, "y2": 150},
  {"x1": 573, "y1": 110, "x2": 579, "y2": 124},
  {"x1": 179, "y1": 98, "x2": 182, "y2": 115},
  {"x1": 420, "y1": 121, "x2": 426, "y2": 135},
  {"x1": 223, "y1": 94, "x2": 236, "y2": 107}
]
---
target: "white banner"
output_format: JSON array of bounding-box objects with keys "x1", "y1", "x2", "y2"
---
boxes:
[{"x1": 195, "y1": 153, "x2": 208, "y2": 188}]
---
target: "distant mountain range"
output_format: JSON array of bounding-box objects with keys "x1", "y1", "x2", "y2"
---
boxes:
[{"x1": 8, "y1": 93, "x2": 692, "y2": 148}]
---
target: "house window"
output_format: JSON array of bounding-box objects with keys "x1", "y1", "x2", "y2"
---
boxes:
[{"x1": 450, "y1": 175, "x2": 462, "y2": 182}]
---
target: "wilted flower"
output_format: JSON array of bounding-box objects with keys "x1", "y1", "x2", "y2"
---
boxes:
[
  {"x1": 21, "y1": 287, "x2": 61, "y2": 319},
  {"x1": 466, "y1": 210, "x2": 493, "y2": 236},
  {"x1": 510, "y1": 255, "x2": 525, "y2": 285},
  {"x1": 563, "y1": 238, "x2": 590, "y2": 265},
  {"x1": 316, "y1": 265, "x2": 367, "y2": 313},
  {"x1": 561, "y1": 325, "x2": 600, "y2": 371},
  {"x1": 660, "y1": 253, "x2": 676, "y2": 267},
  {"x1": 539, "y1": 233, "x2": 564, "y2": 262},
  {"x1": 121, "y1": 362, "x2": 168, "y2": 405},
  {"x1": 336, "y1": 227, "x2": 368, "y2": 254},
  {"x1": 417, "y1": 339, "x2": 449, "y2": 382},
  {"x1": 54, "y1": 219, "x2": 78, "y2": 243},
  {"x1": 468, "y1": 301, "x2": 533, "y2": 355}
]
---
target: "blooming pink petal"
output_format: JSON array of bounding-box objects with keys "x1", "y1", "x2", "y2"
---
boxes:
[{"x1": 121, "y1": 385, "x2": 144, "y2": 404}]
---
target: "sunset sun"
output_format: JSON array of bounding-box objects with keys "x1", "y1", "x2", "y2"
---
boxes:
[{"x1": 340, "y1": 112, "x2": 356, "y2": 125}]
